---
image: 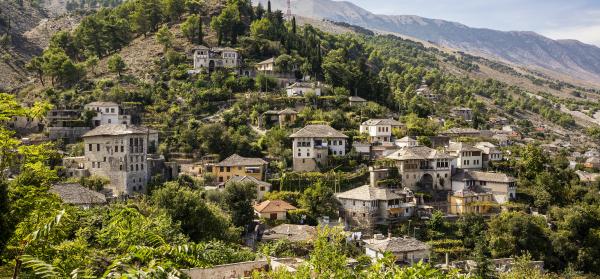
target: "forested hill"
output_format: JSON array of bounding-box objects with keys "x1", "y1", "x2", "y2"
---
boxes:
[{"x1": 2, "y1": 0, "x2": 600, "y2": 278}]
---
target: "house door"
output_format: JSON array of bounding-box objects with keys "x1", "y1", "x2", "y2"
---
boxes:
[
  {"x1": 269, "y1": 213, "x2": 277, "y2": 220},
  {"x1": 419, "y1": 173, "x2": 434, "y2": 190},
  {"x1": 208, "y1": 60, "x2": 215, "y2": 73}
]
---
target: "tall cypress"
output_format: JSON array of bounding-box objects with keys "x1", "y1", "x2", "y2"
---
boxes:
[
  {"x1": 198, "y1": 17, "x2": 203, "y2": 44},
  {"x1": 267, "y1": 0, "x2": 271, "y2": 14},
  {"x1": 292, "y1": 16, "x2": 297, "y2": 34}
]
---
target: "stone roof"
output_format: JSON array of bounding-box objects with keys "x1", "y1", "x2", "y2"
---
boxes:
[
  {"x1": 348, "y1": 96, "x2": 367, "y2": 102},
  {"x1": 365, "y1": 236, "x2": 430, "y2": 253},
  {"x1": 50, "y1": 183, "x2": 107, "y2": 205},
  {"x1": 452, "y1": 190, "x2": 493, "y2": 198},
  {"x1": 193, "y1": 45, "x2": 210, "y2": 50},
  {"x1": 257, "y1": 57, "x2": 275, "y2": 65},
  {"x1": 397, "y1": 136, "x2": 417, "y2": 142},
  {"x1": 254, "y1": 200, "x2": 298, "y2": 213},
  {"x1": 217, "y1": 154, "x2": 267, "y2": 167},
  {"x1": 443, "y1": 128, "x2": 481, "y2": 135},
  {"x1": 226, "y1": 175, "x2": 271, "y2": 187},
  {"x1": 446, "y1": 142, "x2": 481, "y2": 153},
  {"x1": 475, "y1": 142, "x2": 501, "y2": 154},
  {"x1": 452, "y1": 171, "x2": 515, "y2": 183},
  {"x1": 289, "y1": 125, "x2": 348, "y2": 139},
  {"x1": 335, "y1": 185, "x2": 406, "y2": 201},
  {"x1": 83, "y1": 124, "x2": 154, "y2": 137},
  {"x1": 361, "y1": 119, "x2": 403, "y2": 126},
  {"x1": 262, "y1": 224, "x2": 317, "y2": 242},
  {"x1": 85, "y1": 101, "x2": 118, "y2": 107},
  {"x1": 386, "y1": 146, "x2": 452, "y2": 161},
  {"x1": 286, "y1": 82, "x2": 321, "y2": 89},
  {"x1": 278, "y1": 108, "x2": 298, "y2": 115},
  {"x1": 586, "y1": 157, "x2": 600, "y2": 164}
]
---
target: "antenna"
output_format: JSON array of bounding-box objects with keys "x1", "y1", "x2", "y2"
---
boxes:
[{"x1": 286, "y1": 0, "x2": 292, "y2": 19}]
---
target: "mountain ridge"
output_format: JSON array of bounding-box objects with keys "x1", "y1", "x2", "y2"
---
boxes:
[{"x1": 256, "y1": 0, "x2": 600, "y2": 84}]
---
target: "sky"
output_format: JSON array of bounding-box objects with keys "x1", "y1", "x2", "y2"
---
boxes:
[{"x1": 345, "y1": 0, "x2": 600, "y2": 46}]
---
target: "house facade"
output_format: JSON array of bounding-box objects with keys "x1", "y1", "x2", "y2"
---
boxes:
[
  {"x1": 451, "y1": 171, "x2": 517, "y2": 204},
  {"x1": 81, "y1": 124, "x2": 159, "y2": 196},
  {"x1": 84, "y1": 101, "x2": 131, "y2": 127},
  {"x1": 448, "y1": 190, "x2": 495, "y2": 215},
  {"x1": 286, "y1": 82, "x2": 322, "y2": 97},
  {"x1": 253, "y1": 200, "x2": 298, "y2": 221},
  {"x1": 290, "y1": 125, "x2": 348, "y2": 172},
  {"x1": 211, "y1": 154, "x2": 268, "y2": 183},
  {"x1": 475, "y1": 142, "x2": 503, "y2": 167},
  {"x1": 192, "y1": 45, "x2": 240, "y2": 73},
  {"x1": 446, "y1": 142, "x2": 483, "y2": 170},
  {"x1": 364, "y1": 235, "x2": 431, "y2": 264},
  {"x1": 452, "y1": 107, "x2": 473, "y2": 121},
  {"x1": 385, "y1": 146, "x2": 453, "y2": 191},
  {"x1": 336, "y1": 168, "x2": 417, "y2": 230},
  {"x1": 359, "y1": 119, "x2": 404, "y2": 144}
]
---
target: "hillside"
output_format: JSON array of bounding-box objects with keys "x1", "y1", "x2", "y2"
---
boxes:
[{"x1": 256, "y1": 0, "x2": 600, "y2": 85}]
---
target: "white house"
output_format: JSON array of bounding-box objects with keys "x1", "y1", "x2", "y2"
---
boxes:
[
  {"x1": 290, "y1": 125, "x2": 348, "y2": 172},
  {"x1": 451, "y1": 171, "x2": 517, "y2": 204},
  {"x1": 256, "y1": 57, "x2": 276, "y2": 73},
  {"x1": 253, "y1": 200, "x2": 297, "y2": 221},
  {"x1": 81, "y1": 124, "x2": 159, "y2": 196},
  {"x1": 286, "y1": 82, "x2": 322, "y2": 97},
  {"x1": 192, "y1": 45, "x2": 240, "y2": 73},
  {"x1": 364, "y1": 235, "x2": 431, "y2": 264},
  {"x1": 475, "y1": 142, "x2": 503, "y2": 167},
  {"x1": 84, "y1": 101, "x2": 131, "y2": 127},
  {"x1": 395, "y1": 136, "x2": 418, "y2": 148},
  {"x1": 359, "y1": 119, "x2": 404, "y2": 144},
  {"x1": 446, "y1": 142, "x2": 483, "y2": 170},
  {"x1": 386, "y1": 146, "x2": 453, "y2": 191}
]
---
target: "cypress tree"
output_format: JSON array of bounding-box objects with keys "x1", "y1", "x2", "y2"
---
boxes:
[
  {"x1": 292, "y1": 16, "x2": 297, "y2": 34},
  {"x1": 267, "y1": 0, "x2": 271, "y2": 14}
]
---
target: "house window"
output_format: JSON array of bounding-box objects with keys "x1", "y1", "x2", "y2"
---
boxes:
[
  {"x1": 108, "y1": 119, "x2": 111, "y2": 124},
  {"x1": 88, "y1": 144, "x2": 92, "y2": 151},
  {"x1": 96, "y1": 144, "x2": 100, "y2": 151}
]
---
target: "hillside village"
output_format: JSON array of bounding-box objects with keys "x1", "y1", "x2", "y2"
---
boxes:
[{"x1": 2, "y1": 0, "x2": 600, "y2": 278}]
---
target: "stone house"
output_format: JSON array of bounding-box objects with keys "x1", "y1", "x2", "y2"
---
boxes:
[
  {"x1": 286, "y1": 82, "x2": 322, "y2": 97},
  {"x1": 348, "y1": 96, "x2": 367, "y2": 106},
  {"x1": 385, "y1": 146, "x2": 453, "y2": 191},
  {"x1": 452, "y1": 107, "x2": 473, "y2": 121},
  {"x1": 50, "y1": 183, "x2": 107, "y2": 209},
  {"x1": 359, "y1": 119, "x2": 404, "y2": 145},
  {"x1": 210, "y1": 154, "x2": 268, "y2": 183},
  {"x1": 290, "y1": 125, "x2": 348, "y2": 172},
  {"x1": 84, "y1": 101, "x2": 131, "y2": 127},
  {"x1": 475, "y1": 142, "x2": 503, "y2": 167},
  {"x1": 451, "y1": 171, "x2": 516, "y2": 204},
  {"x1": 81, "y1": 124, "x2": 159, "y2": 196},
  {"x1": 395, "y1": 136, "x2": 418, "y2": 148},
  {"x1": 335, "y1": 168, "x2": 417, "y2": 230},
  {"x1": 448, "y1": 190, "x2": 495, "y2": 215},
  {"x1": 261, "y1": 224, "x2": 317, "y2": 242},
  {"x1": 260, "y1": 108, "x2": 298, "y2": 128},
  {"x1": 256, "y1": 57, "x2": 276, "y2": 73},
  {"x1": 253, "y1": 200, "x2": 298, "y2": 221},
  {"x1": 415, "y1": 80, "x2": 438, "y2": 101},
  {"x1": 192, "y1": 45, "x2": 240, "y2": 73},
  {"x1": 46, "y1": 109, "x2": 90, "y2": 142},
  {"x1": 446, "y1": 142, "x2": 483, "y2": 170},
  {"x1": 364, "y1": 235, "x2": 431, "y2": 265}
]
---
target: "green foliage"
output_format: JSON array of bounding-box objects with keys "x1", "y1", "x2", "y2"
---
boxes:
[
  {"x1": 152, "y1": 182, "x2": 240, "y2": 242},
  {"x1": 181, "y1": 14, "x2": 203, "y2": 44},
  {"x1": 224, "y1": 181, "x2": 257, "y2": 229},
  {"x1": 107, "y1": 54, "x2": 127, "y2": 77}
]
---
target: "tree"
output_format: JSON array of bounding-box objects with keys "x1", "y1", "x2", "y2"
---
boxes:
[
  {"x1": 41, "y1": 47, "x2": 84, "y2": 86},
  {"x1": 300, "y1": 181, "x2": 339, "y2": 219},
  {"x1": 84, "y1": 54, "x2": 99, "y2": 75},
  {"x1": 162, "y1": 0, "x2": 185, "y2": 22},
  {"x1": 274, "y1": 54, "x2": 295, "y2": 73},
  {"x1": 486, "y1": 211, "x2": 552, "y2": 261},
  {"x1": 181, "y1": 14, "x2": 202, "y2": 44},
  {"x1": 292, "y1": 16, "x2": 297, "y2": 34},
  {"x1": 108, "y1": 54, "x2": 127, "y2": 77},
  {"x1": 152, "y1": 182, "x2": 239, "y2": 242},
  {"x1": 224, "y1": 182, "x2": 257, "y2": 230},
  {"x1": 156, "y1": 25, "x2": 174, "y2": 51},
  {"x1": 25, "y1": 57, "x2": 44, "y2": 86}
]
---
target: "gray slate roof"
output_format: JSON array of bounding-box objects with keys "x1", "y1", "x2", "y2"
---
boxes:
[
  {"x1": 83, "y1": 124, "x2": 153, "y2": 137},
  {"x1": 257, "y1": 57, "x2": 275, "y2": 65},
  {"x1": 217, "y1": 154, "x2": 267, "y2": 167},
  {"x1": 336, "y1": 185, "x2": 405, "y2": 201},
  {"x1": 361, "y1": 119, "x2": 403, "y2": 126},
  {"x1": 226, "y1": 175, "x2": 271, "y2": 187},
  {"x1": 290, "y1": 125, "x2": 348, "y2": 139},
  {"x1": 365, "y1": 237, "x2": 430, "y2": 253},
  {"x1": 262, "y1": 224, "x2": 317, "y2": 242},
  {"x1": 452, "y1": 171, "x2": 516, "y2": 183},
  {"x1": 349, "y1": 96, "x2": 367, "y2": 102},
  {"x1": 85, "y1": 101, "x2": 118, "y2": 107},
  {"x1": 386, "y1": 146, "x2": 452, "y2": 160},
  {"x1": 446, "y1": 142, "x2": 481, "y2": 152},
  {"x1": 50, "y1": 183, "x2": 107, "y2": 205}
]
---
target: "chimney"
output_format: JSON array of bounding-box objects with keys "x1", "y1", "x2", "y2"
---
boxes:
[
  {"x1": 369, "y1": 167, "x2": 376, "y2": 187},
  {"x1": 388, "y1": 232, "x2": 392, "y2": 239},
  {"x1": 445, "y1": 252, "x2": 449, "y2": 266}
]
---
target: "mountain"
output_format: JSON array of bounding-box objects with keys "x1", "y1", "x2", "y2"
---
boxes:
[{"x1": 256, "y1": 0, "x2": 600, "y2": 84}]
